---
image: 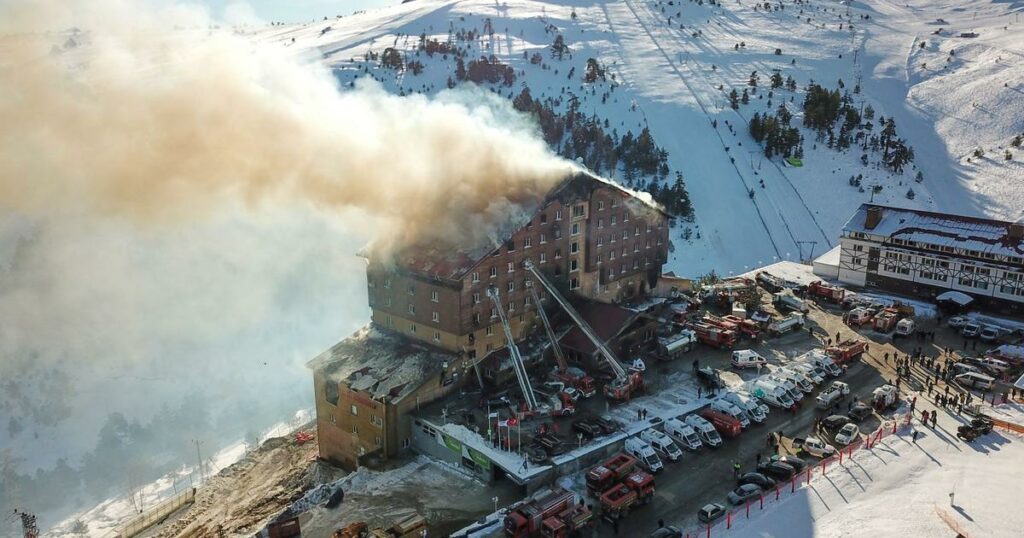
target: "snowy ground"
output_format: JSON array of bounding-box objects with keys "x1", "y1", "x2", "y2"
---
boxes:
[
  {"x1": 720, "y1": 408, "x2": 1024, "y2": 537},
  {"x1": 244, "y1": 0, "x2": 1024, "y2": 277}
]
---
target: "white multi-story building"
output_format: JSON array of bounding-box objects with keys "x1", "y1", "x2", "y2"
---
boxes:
[{"x1": 837, "y1": 204, "x2": 1024, "y2": 313}]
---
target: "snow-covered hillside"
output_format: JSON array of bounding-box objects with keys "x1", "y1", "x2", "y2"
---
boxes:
[{"x1": 243, "y1": 0, "x2": 1023, "y2": 276}]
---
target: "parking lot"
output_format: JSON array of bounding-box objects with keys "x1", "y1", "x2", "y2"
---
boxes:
[{"x1": 589, "y1": 289, "x2": 1024, "y2": 537}]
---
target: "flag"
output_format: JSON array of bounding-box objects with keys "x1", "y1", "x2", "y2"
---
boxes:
[
  {"x1": 507, "y1": 417, "x2": 518, "y2": 427},
  {"x1": 498, "y1": 419, "x2": 508, "y2": 428},
  {"x1": 488, "y1": 412, "x2": 499, "y2": 419}
]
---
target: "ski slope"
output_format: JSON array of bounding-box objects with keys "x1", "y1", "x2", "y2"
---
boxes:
[{"x1": 245, "y1": 0, "x2": 1024, "y2": 277}]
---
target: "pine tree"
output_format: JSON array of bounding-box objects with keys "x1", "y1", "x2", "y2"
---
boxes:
[{"x1": 729, "y1": 89, "x2": 740, "y2": 109}]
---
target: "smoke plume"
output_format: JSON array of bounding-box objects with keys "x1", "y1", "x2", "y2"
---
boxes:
[
  {"x1": 0, "y1": 0, "x2": 574, "y2": 524},
  {"x1": 0, "y1": 0, "x2": 574, "y2": 252}
]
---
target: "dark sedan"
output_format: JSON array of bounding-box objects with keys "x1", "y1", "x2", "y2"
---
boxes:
[
  {"x1": 757, "y1": 461, "x2": 796, "y2": 481},
  {"x1": 737, "y1": 472, "x2": 777, "y2": 489},
  {"x1": 848, "y1": 403, "x2": 872, "y2": 422}
]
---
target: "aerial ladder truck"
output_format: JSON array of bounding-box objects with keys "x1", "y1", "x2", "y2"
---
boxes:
[
  {"x1": 487, "y1": 287, "x2": 539, "y2": 412},
  {"x1": 525, "y1": 280, "x2": 596, "y2": 398},
  {"x1": 523, "y1": 261, "x2": 643, "y2": 401}
]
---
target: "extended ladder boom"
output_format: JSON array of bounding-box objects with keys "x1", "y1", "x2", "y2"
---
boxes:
[
  {"x1": 523, "y1": 262, "x2": 628, "y2": 381},
  {"x1": 487, "y1": 287, "x2": 538, "y2": 411},
  {"x1": 525, "y1": 280, "x2": 568, "y2": 372}
]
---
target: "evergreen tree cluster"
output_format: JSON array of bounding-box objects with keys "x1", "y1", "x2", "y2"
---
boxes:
[
  {"x1": 458, "y1": 55, "x2": 516, "y2": 86},
  {"x1": 749, "y1": 105, "x2": 803, "y2": 159},
  {"x1": 511, "y1": 88, "x2": 691, "y2": 219}
]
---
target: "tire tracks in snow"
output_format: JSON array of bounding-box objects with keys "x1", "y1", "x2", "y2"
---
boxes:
[
  {"x1": 612, "y1": 0, "x2": 784, "y2": 259},
  {"x1": 631, "y1": 0, "x2": 834, "y2": 252}
]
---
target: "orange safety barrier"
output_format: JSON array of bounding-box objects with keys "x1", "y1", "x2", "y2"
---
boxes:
[{"x1": 988, "y1": 417, "x2": 1024, "y2": 434}]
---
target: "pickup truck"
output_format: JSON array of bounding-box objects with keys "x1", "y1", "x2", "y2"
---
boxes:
[{"x1": 791, "y1": 436, "x2": 836, "y2": 458}]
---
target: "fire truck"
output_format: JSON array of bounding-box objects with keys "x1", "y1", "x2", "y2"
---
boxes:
[
  {"x1": 598, "y1": 470, "x2": 656, "y2": 520},
  {"x1": 504, "y1": 487, "x2": 592, "y2": 537},
  {"x1": 721, "y1": 314, "x2": 761, "y2": 339},
  {"x1": 807, "y1": 281, "x2": 845, "y2": 303},
  {"x1": 826, "y1": 339, "x2": 868, "y2": 365},
  {"x1": 700, "y1": 408, "x2": 742, "y2": 438},
  {"x1": 690, "y1": 321, "x2": 738, "y2": 349},
  {"x1": 586, "y1": 453, "x2": 638, "y2": 494}
]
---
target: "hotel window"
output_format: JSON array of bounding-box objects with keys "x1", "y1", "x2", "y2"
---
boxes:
[
  {"x1": 473, "y1": 313, "x2": 480, "y2": 324},
  {"x1": 508, "y1": 302, "x2": 515, "y2": 313},
  {"x1": 375, "y1": 436, "x2": 382, "y2": 446},
  {"x1": 383, "y1": 278, "x2": 391, "y2": 289},
  {"x1": 507, "y1": 281, "x2": 515, "y2": 292},
  {"x1": 385, "y1": 315, "x2": 393, "y2": 326},
  {"x1": 352, "y1": 425, "x2": 359, "y2": 435},
  {"x1": 553, "y1": 226, "x2": 562, "y2": 240},
  {"x1": 646, "y1": 224, "x2": 652, "y2": 233},
  {"x1": 490, "y1": 266, "x2": 497, "y2": 278},
  {"x1": 408, "y1": 304, "x2": 416, "y2": 315},
  {"x1": 431, "y1": 311, "x2": 439, "y2": 322},
  {"x1": 571, "y1": 222, "x2": 580, "y2": 236},
  {"x1": 634, "y1": 243, "x2": 640, "y2": 253},
  {"x1": 540, "y1": 252, "x2": 547, "y2": 263},
  {"x1": 598, "y1": 218, "x2": 604, "y2": 228},
  {"x1": 622, "y1": 230, "x2": 628, "y2": 240},
  {"x1": 645, "y1": 240, "x2": 651, "y2": 249},
  {"x1": 524, "y1": 236, "x2": 532, "y2": 248},
  {"x1": 610, "y1": 250, "x2": 616, "y2": 260},
  {"x1": 570, "y1": 277, "x2": 580, "y2": 290},
  {"x1": 555, "y1": 209, "x2": 562, "y2": 221},
  {"x1": 472, "y1": 271, "x2": 480, "y2": 283},
  {"x1": 507, "y1": 261, "x2": 514, "y2": 273},
  {"x1": 597, "y1": 236, "x2": 604, "y2": 247},
  {"x1": 433, "y1": 331, "x2": 441, "y2": 342},
  {"x1": 490, "y1": 308, "x2": 497, "y2": 319},
  {"x1": 409, "y1": 324, "x2": 417, "y2": 334},
  {"x1": 570, "y1": 241, "x2": 579, "y2": 254},
  {"x1": 598, "y1": 201, "x2": 605, "y2": 211},
  {"x1": 408, "y1": 285, "x2": 415, "y2": 295},
  {"x1": 486, "y1": 325, "x2": 494, "y2": 335},
  {"x1": 540, "y1": 213, "x2": 548, "y2": 224},
  {"x1": 573, "y1": 204, "x2": 585, "y2": 218},
  {"x1": 431, "y1": 290, "x2": 439, "y2": 302},
  {"x1": 540, "y1": 233, "x2": 547, "y2": 244},
  {"x1": 570, "y1": 259, "x2": 578, "y2": 272},
  {"x1": 555, "y1": 248, "x2": 562, "y2": 259},
  {"x1": 623, "y1": 212, "x2": 629, "y2": 222},
  {"x1": 371, "y1": 415, "x2": 383, "y2": 427},
  {"x1": 611, "y1": 215, "x2": 617, "y2": 226},
  {"x1": 506, "y1": 239, "x2": 515, "y2": 251},
  {"x1": 633, "y1": 259, "x2": 639, "y2": 269},
  {"x1": 620, "y1": 264, "x2": 627, "y2": 274},
  {"x1": 350, "y1": 405, "x2": 358, "y2": 415},
  {"x1": 473, "y1": 292, "x2": 481, "y2": 304},
  {"x1": 635, "y1": 225, "x2": 640, "y2": 236}
]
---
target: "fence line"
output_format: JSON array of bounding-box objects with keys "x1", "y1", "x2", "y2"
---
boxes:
[
  {"x1": 114, "y1": 488, "x2": 196, "y2": 538},
  {"x1": 680, "y1": 413, "x2": 910, "y2": 538}
]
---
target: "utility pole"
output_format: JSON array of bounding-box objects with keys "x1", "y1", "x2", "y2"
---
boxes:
[
  {"x1": 193, "y1": 439, "x2": 204, "y2": 483},
  {"x1": 13, "y1": 510, "x2": 38, "y2": 538}
]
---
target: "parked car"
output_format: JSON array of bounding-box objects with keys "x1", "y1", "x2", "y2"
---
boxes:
[
  {"x1": 572, "y1": 419, "x2": 603, "y2": 439},
  {"x1": 697, "y1": 503, "x2": 727, "y2": 523},
  {"x1": 591, "y1": 416, "x2": 620, "y2": 434},
  {"x1": 955, "y1": 372, "x2": 995, "y2": 391},
  {"x1": 947, "y1": 316, "x2": 969, "y2": 328},
  {"x1": 727, "y1": 483, "x2": 763, "y2": 505},
  {"x1": 979, "y1": 326, "x2": 1000, "y2": 342},
  {"x1": 737, "y1": 472, "x2": 776, "y2": 489},
  {"x1": 834, "y1": 423, "x2": 860, "y2": 446},
  {"x1": 792, "y1": 437, "x2": 836, "y2": 458},
  {"x1": 779, "y1": 455, "x2": 808, "y2": 473},
  {"x1": 962, "y1": 323, "x2": 982, "y2": 338},
  {"x1": 649, "y1": 526, "x2": 683, "y2": 538},
  {"x1": 819, "y1": 415, "x2": 853, "y2": 435},
  {"x1": 848, "y1": 403, "x2": 872, "y2": 422},
  {"x1": 757, "y1": 461, "x2": 796, "y2": 481}
]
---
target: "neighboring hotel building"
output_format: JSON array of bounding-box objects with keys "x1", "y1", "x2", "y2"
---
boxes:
[
  {"x1": 837, "y1": 204, "x2": 1024, "y2": 313},
  {"x1": 309, "y1": 172, "x2": 672, "y2": 470}
]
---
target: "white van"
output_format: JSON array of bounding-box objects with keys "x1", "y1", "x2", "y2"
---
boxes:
[
  {"x1": 664, "y1": 417, "x2": 703, "y2": 451},
  {"x1": 624, "y1": 437, "x2": 664, "y2": 473},
  {"x1": 955, "y1": 372, "x2": 995, "y2": 391},
  {"x1": 731, "y1": 349, "x2": 767, "y2": 369},
  {"x1": 684, "y1": 414, "x2": 722, "y2": 448},
  {"x1": 791, "y1": 363, "x2": 824, "y2": 385},
  {"x1": 895, "y1": 318, "x2": 915, "y2": 336},
  {"x1": 806, "y1": 352, "x2": 843, "y2": 377},
  {"x1": 778, "y1": 369, "x2": 815, "y2": 392},
  {"x1": 711, "y1": 399, "x2": 751, "y2": 429},
  {"x1": 767, "y1": 374, "x2": 805, "y2": 400},
  {"x1": 640, "y1": 428, "x2": 683, "y2": 462},
  {"x1": 751, "y1": 380, "x2": 794, "y2": 408},
  {"x1": 723, "y1": 391, "x2": 768, "y2": 423},
  {"x1": 980, "y1": 357, "x2": 1010, "y2": 372}
]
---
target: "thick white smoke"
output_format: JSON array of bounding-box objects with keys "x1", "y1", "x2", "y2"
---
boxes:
[{"x1": 0, "y1": 0, "x2": 574, "y2": 519}]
